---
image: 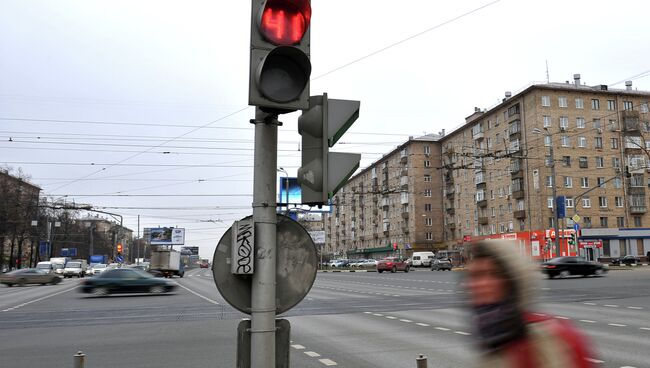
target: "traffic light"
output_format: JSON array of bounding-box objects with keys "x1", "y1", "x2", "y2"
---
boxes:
[
  {"x1": 249, "y1": 0, "x2": 311, "y2": 112},
  {"x1": 117, "y1": 243, "x2": 123, "y2": 254},
  {"x1": 297, "y1": 93, "x2": 361, "y2": 205}
]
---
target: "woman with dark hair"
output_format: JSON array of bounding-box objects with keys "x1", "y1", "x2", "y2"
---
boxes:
[{"x1": 466, "y1": 240, "x2": 595, "y2": 368}]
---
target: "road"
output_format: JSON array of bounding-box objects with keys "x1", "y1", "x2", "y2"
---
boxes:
[{"x1": 1, "y1": 267, "x2": 649, "y2": 367}]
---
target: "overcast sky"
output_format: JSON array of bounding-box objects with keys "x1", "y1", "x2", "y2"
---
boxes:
[{"x1": 2, "y1": 0, "x2": 650, "y2": 259}]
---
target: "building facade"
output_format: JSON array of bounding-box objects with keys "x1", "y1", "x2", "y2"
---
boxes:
[
  {"x1": 324, "y1": 135, "x2": 444, "y2": 259},
  {"x1": 441, "y1": 76, "x2": 650, "y2": 260}
]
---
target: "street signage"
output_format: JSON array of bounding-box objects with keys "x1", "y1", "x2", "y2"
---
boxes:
[
  {"x1": 556, "y1": 196, "x2": 566, "y2": 218},
  {"x1": 572, "y1": 214, "x2": 581, "y2": 223},
  {"x1": 231, "y1": 218, "x2": 254, "y2": 275},
  {"x1": 579, "y1": 240, "x2": 603, "y2": 248},
  {"x1": 116, "y1": 255, "x2": 124, "y2": 263},
  {"x1": 212, "y1": 214, "x2": 317, "y2": 315}
]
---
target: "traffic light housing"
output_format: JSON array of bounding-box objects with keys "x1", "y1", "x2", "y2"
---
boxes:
[
  {"x1": 297, "y1": 93, "x2": 361, "y2": 205},
  {"x1": 249, "y1": 0, "x2": 311, "y2": 112},
  {"x1": 117, "y1": 243, "x2": 123, "y2": 254}
]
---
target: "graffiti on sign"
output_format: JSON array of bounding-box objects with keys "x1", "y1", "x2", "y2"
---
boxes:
[{"x1": 231, "y1": 219, "x2": 254, "y2": 275}]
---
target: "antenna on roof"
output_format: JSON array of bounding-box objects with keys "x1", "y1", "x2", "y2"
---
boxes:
[{"x1": 545, "y1": 60, "x2": 550, "y2": 83}]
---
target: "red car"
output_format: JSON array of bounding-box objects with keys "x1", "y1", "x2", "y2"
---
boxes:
[
  {"x1": 199, "y1": 260, "x2": 210, "y2": 269},
  {"x1": 377, "y1": 257, "x2": 410, "y2": 273}
]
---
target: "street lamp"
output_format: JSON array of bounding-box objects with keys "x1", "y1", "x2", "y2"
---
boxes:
[
  {"x1": 277, "y1": 167, "x2": 289, "y2": 213},
  {"x1": 532, "y1": 127, "x2": 560, "y2": 258}
]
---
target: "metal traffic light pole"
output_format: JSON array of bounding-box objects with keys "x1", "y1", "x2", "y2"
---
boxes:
[{"x1": 250, "y1": 108, "x2": 279, "y2": 368}]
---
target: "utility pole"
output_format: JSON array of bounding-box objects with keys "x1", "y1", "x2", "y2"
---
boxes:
[
  {"x1": 250, "y1": 108, "x2": 279, "y2": 368},
  {"x1": 548, "y1": 135, "x2": 560, "y2": 257}
]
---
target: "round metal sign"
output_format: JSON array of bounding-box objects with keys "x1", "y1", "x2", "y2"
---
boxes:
[{"x1": 212, "y1": 214, "x2": 317, "y2": 315}]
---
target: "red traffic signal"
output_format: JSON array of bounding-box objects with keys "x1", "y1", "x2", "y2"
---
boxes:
[
  {"x1": 117, "y1": 244, "x2": 123, "y2": 253},
  {"x1": 249, "y1": 0, "x2": 311, "y2": 111},
  {"x1": 259, "y1": 0, "x2": 311, "y2": 45}
]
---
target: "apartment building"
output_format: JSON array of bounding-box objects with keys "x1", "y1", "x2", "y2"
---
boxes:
[
  {"x1": 441, "y1": 75, "x2": 650, "y2": 260},
  {"x1": 323, "y1": 135, "x2": 444, "y2": 259}
]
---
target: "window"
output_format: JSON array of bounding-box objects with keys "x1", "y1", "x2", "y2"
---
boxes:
[
  {"x1": 642, "y1": 103, "x2": 649, "y2": 113},
  {"x1": 582, "y1": 197, "x2": 591, "y2": 208},
  {"x1": 578, "y1": 137, "x2": 587, "y2": 148},
  {"x1": 545, "y1": 155, "x2": 553, "y2": 166},
  {"x1": 425, "y1": 218, "x2": 432, "y2": 226},
  {"x1": 547, "y1": 197, "x2": 554, "y2": 208},
  {"x1": 517, "y1": 200, "x2": 525, "y2": 211},
  {"x1": 424, "y1": 175, "x2": 431, "y2": 182},
  {"x1": 562, "y1": 156, "x2": 571, "y2": 167},
  {"x1": 564, "y1": 176, "x2": 573, "y2": 188},
  {"x1": 594, "y1": 137, "x2": 603, "y2": 149},
  {"x1": 615, "y1": 196, "x2": 624, "y2": 207},
  {"x1": 593, "y1": 118, "x2": 602, "y2": 129},
  {"x1": 597, "y1": 177, "x2": 606, "y2": 188},
  {"x1": 599, "y1": 196, "x2": 608, "y2": 208},
  {"x1": 544, "y1": 135, "x2": 552, "y2": 146},
  {"x1": 559, "y1": 116, "x2": 569, "y2": 129},
  {"x1": 424, "y1": 160, "x2": 430, "y2": 167},
  {"x1": 543, "y1": 115, "x2": 551, "y2": 127},
  {"x1": 491, "y1": 207, "x2": 496, "y2": 217},
  {"x1": 575, "y1": 98, "x2": 584, "y2": 109},
  {"x1": 609, "y1": 119, "x2": 618, "y2": 131},
  {"x1": 424, "y1": 145, "x2": 430, "y2": 155},
  {"x1": 611, "y1": 138, "x2": 619, "y2": 149},
  {"x1": 600, "y1": 217, "x2": 608, "y2": 227},
  {"x1": 583, "y1": 217, "x2": 592, "y2": 228},
  {"x1": 612, "y1": 157, "x2": 621, "y2": 168},
  {"x1": 561, "y1": 135, "x2": 570, "y2": 147},
  {"x1": 607, "y1": 100, "x2": 616, "y2": 110},
  {"x1": 558, "y1": 97, "x2": 568, "y2": 108},
  {"x1": 576, "y1": 117, "x2": 585, "y2": 128},
  {"x1": 579, "y1": 156, "x2": 588, "y2": 168},
  {"x1": 595, "y1": 156, "x2": 604, "y2": 168},
  {"x1": 581, "y1": 177, "x2": 589, "y2": 188},
  {"x1": 424, "y1": 189, "x2": 432, "y2": 197},
  {"x1": 542, "y1": 96, "x2": 550, "y2": 107},
  {"x1": 591, "y1": 99, "x2": 600, "y2": 110},
  {"x1": 613, "y1": 177, "x2": 622, "y2": 188},
  {"x1": 426, "y1": 232, "x2": 433, "y2": 240},
  {"x1": 634, "y1": 217, "x2": 642, "y2": 227},
  {"x1": 424, "y1": 204, "x2": 432, "y2": 211},
  {"x1": 630, "y1": 174, "x2": 644, "y2": 187},
  {"x1": 623, "y1": 101, "x2": 633, "y2": 110},
  {"x1": 565, "y1": 197, "x2": 574, "y2": 208},
  {"x1": 545, "y1": 176, "x2": 553, "y2": 187}
]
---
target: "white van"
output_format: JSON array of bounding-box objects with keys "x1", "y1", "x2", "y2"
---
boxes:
[
  {"x1": 36, "y1": 261, "x2": 54, "y2": 274},
  {"x1": 411, "y1": 252, "x2": 435, "y2": 267}
]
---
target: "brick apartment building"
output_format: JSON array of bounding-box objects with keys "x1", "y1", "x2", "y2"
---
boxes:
[{"x1": 325, "y1": 75, "x2": 650, "y2": 262}]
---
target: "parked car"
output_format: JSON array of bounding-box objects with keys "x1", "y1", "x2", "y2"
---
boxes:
[
  {"x1": 411, "y1": 252, "x2": 435, "y2": 267},
  {"x1": 79, "y1": 268, "x2": 176, "y2": 296},
  {"x1": 540, "y1": 257, "x2": 607, "y2": 278},
  {"x1": 0, "y1": 268, "x2": 62, "y2": 287},
  {"x1": 610, "y1": 255, "x2": 640, "y2": 266},
  {"x1": 349, "y1": 259, "x2": 367, "y2": 267},
  {"x1": 330, "y1": 259, "x2": 349, "y2": 268},
  {"x1": 361, "y1": 259, "x2": 378, "y2": 268},
  {"x1": 431, "y1": 258, "x2": 452, "y2": 271},
  {"x1": 377, "y1": 257, "x2": 410, "y2": 273}
]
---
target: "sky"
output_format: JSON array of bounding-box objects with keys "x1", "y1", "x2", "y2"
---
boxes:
[{"x1": 2, "y1": 0, "x2": 650, "y2": 259}]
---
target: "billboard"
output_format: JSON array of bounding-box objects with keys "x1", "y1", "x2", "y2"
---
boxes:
[
  {"x1": 181, "y1": 246, "x2": 199, "y2": 255},
  {"x1": 147, "y1": 227, "x2": 185, "y2": 245},
  {"x1": 278, "y1": 177, "x2": 331, "y2": 213}
]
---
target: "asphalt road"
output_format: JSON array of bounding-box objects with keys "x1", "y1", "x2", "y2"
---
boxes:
[{"x1": 1, "y1": 266, "x2": 649, "y2": 368}]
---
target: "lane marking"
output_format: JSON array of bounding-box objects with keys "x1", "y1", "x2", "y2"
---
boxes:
[
  {"x1": 435, "y1": 327, "x2": 450, "y2": 331},
  {"x1": 555, "y1": 316, "x2": 570, "y2": 320},
  {"x1": 416, "y1": 323, "x2": 430, "y2": 327},
  {"x1": 579, "y1": 320, "x2": 597, "y2": 323},
  {"x1": 627, "y1": 306, "x2": 643, "y2": 310},
  {"x1": 319, "y1": 359, "x2": 338, "y2": 366},
  {"x1": 363, "y1": 311, "x2": 372, "y2": 314},
  {"x1": 291, "y1": 345, "x2": 305, "y2": 350},
  {"x1": 372, "y1": 313, "x2": 384, "y2": 317},
  {"x1": 604, "y1": 304, "x2": 619, "y2": 308},
  {"x1": 176, "y1": 283, "x2": 220, "y2": 305},
  {"x1": 305, "y1": 351, "x2": 321, "y2": 357},
  {"x1": 399, "y1": 319, "x2": 412, "y2": 323},
  {"x1": 454, "y1": 331, "x2": 471, "y2": 335},
  {"x1": 0, "y1": 285, "x2": 78, "y2": 313},
  {"x1": 385, "y1": 316, "x2": 397, "y2": 319},
  {"x1": 583, "y1": 302, "x2": 596, "y2": 306},
  {"x1": 607, "y1": 323, "x2": 626, "y2": 327},
  {"x1": 585, "y1": 358, "x2": 604, "y2": 364},
  {"x1": 640, "y1": 327, "x2": 650, "y2": 331}
]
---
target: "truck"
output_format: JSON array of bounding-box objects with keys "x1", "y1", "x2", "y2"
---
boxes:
[
  {"x1": 63, "y1": 259, "x2": 88, "y2": 278},
  {"x1": 149, "y1": 249, "x2": 184, "y2": 278},
  {"x1": 89, "y1": 255, "x2": 108, "y2": 265},
  {"x1": 49, "y1": 257, "x2": 70, "y2": 276}
]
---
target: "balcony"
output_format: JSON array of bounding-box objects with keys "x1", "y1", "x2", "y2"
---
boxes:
[
  {"x1": 513, "y1": 210, "x2": 526, "y2": 219},
  {"x1": 400, "y1": 176, "x2": 409, "y2": 189},
  {"x1": 401, "y1": 224, "x2": 410, "y2": 233},
  {"x1": 446, "y1": 207, "x2": 455, "y2": 215},
  {"x1": 373, "y1": 208, "x2": 379, "y2": 215},
  {"x1": 477, "y1": 199, "x2": 488, "y2": 207},
  {"x1": 444, "y1": 173, "x2": 454, "y2": 184},
  {"x1": 381, "y1": 184, "x2": 389, "y2": 193},
  {"x1": 401, "y1": 212, "x2": 409, "y2": 219},
  {"x1": 448, "y1": 223, "x2": 456, "y2": 229},
  {"x1": 381, "y1": 198, "x2": 390, "y2": 208},
  {"x1": 512, "y1": 189, "x2": 525, "y2": 199},
  {"x1": 445, "y1": 188, "x2": 455, "y2": 198},
  {"x1": 478, "y1": 216, "x2": 489, "y2": 225},
  {"x1": 473, "y1": 131, "x2": 485, "y2": 140},
  {"x1": 400, "y1": 193, "x2": 409, "y2": 205},
  {"x1": 401, "y1": 168, "x2": 408, "y2": 177},
  {"x1": 628, "y1": 186, "x2": 645, "y2": 195},
  {"x1": 631, "y1": 206, "x2": 647, "y2": 214}
]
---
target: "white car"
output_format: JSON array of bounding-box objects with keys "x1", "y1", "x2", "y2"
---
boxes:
[
  {"x1": 89, "y1": 263, "x2": 108, "y2": 276},
  {"x1": 62, "y1": 261, "x2": 87, "y2": 278}
]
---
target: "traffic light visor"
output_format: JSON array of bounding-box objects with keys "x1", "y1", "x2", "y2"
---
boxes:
[
  {"x1": 256, "y1": 46, "x2": 311, "y2": 103},
  {"x1": 260, "y1": 0, "x2": 311, "y2": 45}
]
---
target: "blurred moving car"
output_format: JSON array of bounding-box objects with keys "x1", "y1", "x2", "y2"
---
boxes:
[
  {"x1": 80, "y1": 268, "x2": 176, "y2": 296},
  {"x1": 610, "y1": 255, "x2": 640, "y2": 266},
  {"x1": 377, "y1": 257, "x2": 410, "y2": 273},
  {"x1": 431, "y1": 258, "x2": 452, "y2": 271},
  {"x1": 541, "y1": 256, "x2": 607, "y2": 278},
  {"x1": 0, "y1": 268, "x2": 62, "y2": 287}
]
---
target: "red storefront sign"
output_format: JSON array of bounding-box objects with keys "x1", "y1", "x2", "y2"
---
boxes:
[{"x1": 579, "y1": 240, "x2": 603, "y2": 248}]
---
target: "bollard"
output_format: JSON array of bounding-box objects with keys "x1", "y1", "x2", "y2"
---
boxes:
[
  {"x1": 73, "y1": 351, "x2": 85, "y2": 368},
  {"x1": 416, "y1": 354, "x2": 428, "y2": 368}
]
